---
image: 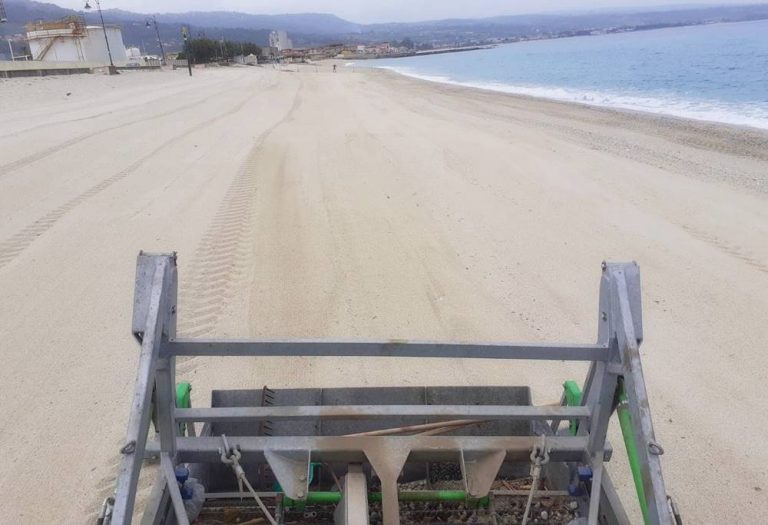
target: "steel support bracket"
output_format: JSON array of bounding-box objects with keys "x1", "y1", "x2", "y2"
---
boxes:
[
  {"x1": 264, "y1": 449, "x2": 311, "y2": 500},
  {"x1": 460, "y1": 449, "x2": 506, "y2": 498},
  {"x1": 365, "y1": 442, "x2": 411, "y2": 525}
]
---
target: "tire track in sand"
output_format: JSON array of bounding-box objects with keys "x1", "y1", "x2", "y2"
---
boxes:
[
  {"x1": 177, "y1": 86, "x2": 303, "y2": 342},
  {"x1": 0, "y1": 86, "x2": 239, "y2": 178},
  {"x1": 682, "y1": 224, "x2": 768, "y2": 274},
  {"x1": 90, "y1": 84, "x2": 301, "y2": 513},
  {"x1": 0, "y1": 77, "x2": 240, "y2": 141},
  {"x1": 0, "y1": 94, "x2": 253, "y2": 270}
]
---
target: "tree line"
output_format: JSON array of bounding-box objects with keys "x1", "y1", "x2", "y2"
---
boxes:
[{"x1": 177, "y1": 38, "x2": 262, "y2": 63}]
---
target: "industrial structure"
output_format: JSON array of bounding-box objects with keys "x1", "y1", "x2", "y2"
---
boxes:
[
  {"x1": 25, "y1": 16, "x2": 127, "y2": 63},
  {"x1": 269, "y1": 30, "x2": 293, "y2": 51},
  {"x1": 98, "y1": 253, "x2": 680, "y2": 525}
]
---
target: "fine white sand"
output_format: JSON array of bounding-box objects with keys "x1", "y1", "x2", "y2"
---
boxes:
[{"x1": 0, "y1": 65, "x2": 767, "y2": 523}]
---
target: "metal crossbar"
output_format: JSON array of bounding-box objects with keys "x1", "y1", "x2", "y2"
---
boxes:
[
  {"x1": 170, "y1": 435, "x2": 603, "y2": 463},
  {"x1": 107, "y1": 252, "x2": 672, "y2": 525},
  {"x1": 163, "y1": 339, "x2": 608, "y2": 361},
  {"x1": 174, "y1": 404, "x2": 592, "y2": 423}
]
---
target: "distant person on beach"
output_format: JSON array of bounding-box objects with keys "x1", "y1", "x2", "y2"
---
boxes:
[{"x1": 333, "y1": 64, "x2": 337, "y2": 73}]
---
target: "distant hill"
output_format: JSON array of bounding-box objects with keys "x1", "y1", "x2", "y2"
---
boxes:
[
  {"x1": 3, "y1": 0, "x2": 768, "y2": 55},
  {"x1": 363, "y1": 4, "x2": 768, "y2": 43},
  {"x1": 1, "y1": 0, "x2": 359, "y2": 53},
  {"x1": 150, "y1": 12, "x2": 361, "y2": 35}
]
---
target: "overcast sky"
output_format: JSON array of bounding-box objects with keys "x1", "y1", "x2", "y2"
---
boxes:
[{"x1": 52, "y1": 1, "x2": 762, "y2": 23}]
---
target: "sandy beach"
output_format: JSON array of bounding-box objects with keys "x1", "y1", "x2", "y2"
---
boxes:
[{"x1": 0, "y1": 64, "x2": 767, "y2": 523}]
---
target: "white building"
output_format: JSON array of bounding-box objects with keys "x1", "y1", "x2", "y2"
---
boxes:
[
  {"x1": 268, "y1": 30, "x2": 293, "y2": 51},
  {"x1": 26, "y1": 17, "x2": 127, "y2": 63}
]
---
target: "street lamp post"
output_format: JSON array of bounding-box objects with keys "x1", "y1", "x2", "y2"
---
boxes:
[
  {"x1": 84, "y1": 0, "x2": 115, "y2": 71},
  {"x1": 145, "y1": 16, "x2": 165, "y2": 65},
  {"x1": 1, "y1": 0, "x2": 10, "y2": 59},
  {"x1": 181, "y1": 25, "x2": 192, "y2": 77}
]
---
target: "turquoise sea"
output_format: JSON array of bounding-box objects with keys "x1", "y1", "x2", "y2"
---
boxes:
[{"x1": 368, "y1": 20, "x2": 768, "y2": 129}]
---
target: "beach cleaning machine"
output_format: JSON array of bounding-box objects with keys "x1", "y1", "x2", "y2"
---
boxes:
[{"x1": 99, "y1": 252, "x2": 681, "y2": 525}]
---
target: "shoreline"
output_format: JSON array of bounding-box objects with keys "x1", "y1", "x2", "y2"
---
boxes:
[
  {"x1": 343, "y1": 45, "x2": 495, "y2": 60},
  {"x1": 360, "y1": 66, "x2": 768, "y2": 195},
  {"x1": 368, "y1": 64, "x2": 768, "y2": 132}
]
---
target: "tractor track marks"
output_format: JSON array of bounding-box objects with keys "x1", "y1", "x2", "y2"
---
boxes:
[
  {"x1": 683, "y1": 224, "x2": 768, "y2": 274},
  {"x1": 0, "y1": 94, "x2": 252, "y2": 270},
  {"x1": 177, "y1": 87, "x2": 303, "y2": 343},
  {"x1": 90, "y1": 444, "x2": 157, "y2": 524},
  {"x1": 0, "y1": 108, "x2": 119, "y2": 140},
  {"x1": 0, "y1": 77, "x2": 239, "y2": 141},
  {"x1": 0, "y1": 88, "x2": 236, "y2": 178}
]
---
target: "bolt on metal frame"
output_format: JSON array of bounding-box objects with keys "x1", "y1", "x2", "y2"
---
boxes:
[{"x1": 109, "y1": 252, "x2": 672, "y2": 525}]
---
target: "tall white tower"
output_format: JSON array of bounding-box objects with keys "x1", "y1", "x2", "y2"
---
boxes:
[{"x1": 268, "y1": 30, "x2": 293, "y2": 51}]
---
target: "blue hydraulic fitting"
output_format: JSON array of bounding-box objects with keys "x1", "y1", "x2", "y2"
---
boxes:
[
  {"x1": 578, "y1": 465, "x2": 593, "y2": 481},
  {"x1": 174, "y1": 466, "x2": 190, "y2": 484},
  {"x1": 180, "y1": 483, "x2": 194, "y2": 500}
]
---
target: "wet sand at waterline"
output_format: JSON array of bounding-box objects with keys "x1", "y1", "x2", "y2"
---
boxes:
[{"x1": 0, "y1": 64, "x2": 766, "y2": 523}]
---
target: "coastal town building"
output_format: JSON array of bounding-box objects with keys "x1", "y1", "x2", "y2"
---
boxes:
[
  {"x1": 268, "y1": 30, "x2": 293, "y2": 51},
  {"x1": 304, "y1": 44, "x2": 344, "y2": 60},
  {"x1": 280, "y1": 49, "x2": 308, "y2": 63},
  {"x1": 233, "y1": 53, "x2": 259, "y2": 65}
]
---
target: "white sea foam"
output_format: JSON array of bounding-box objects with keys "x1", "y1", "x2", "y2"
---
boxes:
[{"x1": 377, "y1": 66, "x2": 768, "y2": 131}]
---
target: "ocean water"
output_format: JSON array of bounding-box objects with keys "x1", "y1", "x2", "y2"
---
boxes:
[{"x1": 368, "y1": 20, "x2": 768, "y2": 129}]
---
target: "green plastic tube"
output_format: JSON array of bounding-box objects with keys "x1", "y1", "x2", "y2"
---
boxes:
[
  {"x1": 617, "y1": 380, "x2": 650, "y2": 525},
  {"x1": 175, "y1": 382, "x2": 192, "y2": 435},
  {"x1": 563, "y1": 380, "x2": 583, "y2": 435},
  {"x1": 284, "y1": 490, "x2": 489, "y2": 508}
]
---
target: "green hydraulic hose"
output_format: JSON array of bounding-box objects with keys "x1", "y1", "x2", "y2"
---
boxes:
[
  {"x1": 175, "y1": 382, "x2": 192, "y2": 435},
  {"x1": 564, "y1": 378, "x2": 649, "y2": 523},
  {"x1": 284, "y1": 490, "x2": 489, "y2": 508},
  {"x1": 617, "y1": 379, "x2": 650, "y2": 525},
  {"x1": 563, "y1": 380, "x2": 583, "y2": 435},
  {"x1": 377, "y1": 490, "x2": 488, "y2": 506}
]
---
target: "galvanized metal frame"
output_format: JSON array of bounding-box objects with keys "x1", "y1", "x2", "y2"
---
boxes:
[{"x1": 110, "y1": 252, "x2": 672, "y2": 525}]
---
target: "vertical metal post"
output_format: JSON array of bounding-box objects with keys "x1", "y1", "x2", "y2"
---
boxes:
[
  {"x1": 89, "y1": 0, "x2": 115, "y2": 68},
  {"x1": 591, "y1": 263, "x2": 670, "y2": 525},
  {"x1": 112, "y1": 254, "x2": 178, "y2": 524},
  {"x1": 614, "y1": 270, "x2": 670, "y2": 524},
  {"x1": 158, "y1": 257, "x2": 178, "y2": 454},
  {"x1": 334, "y1": 464, "x2": 369, "y2": 525},
  {"x1": 181, "y1": 25, "x2": 192, "y2": 77},
  {"x1": 152, "y1": 17, "x2": 165, "y2": 65},
  {"x1": 160, "y1": 453, "x2": 190, "y2": 525},
  {"x1": 578, "y1": 356, "x2": 618, "y2": 525}
]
